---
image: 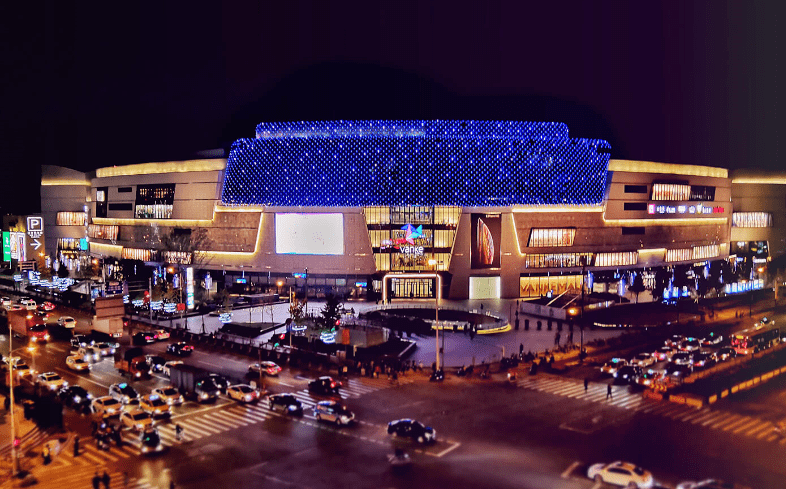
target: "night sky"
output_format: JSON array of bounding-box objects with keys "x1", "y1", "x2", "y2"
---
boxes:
[{"x1": 0, "y1": 1, "x2": 780, "y2": 215}]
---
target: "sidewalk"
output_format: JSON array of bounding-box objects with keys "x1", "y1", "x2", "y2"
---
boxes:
[{"x1": 0, "y1": 402, "x2": 49, "y2": 482}]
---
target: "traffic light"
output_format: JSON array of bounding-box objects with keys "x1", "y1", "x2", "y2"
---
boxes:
[{"x1": 13, "y1": 437, "x2": 20, "y2": 448}]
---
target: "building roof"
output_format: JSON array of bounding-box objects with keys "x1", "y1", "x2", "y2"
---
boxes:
[{"x1": 223, "y1": 120, "x2": 611, "y2": 207}]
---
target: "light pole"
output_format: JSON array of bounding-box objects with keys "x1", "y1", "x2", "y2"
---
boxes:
[
  {"x1": 579, "y1": 256, "x2": 588, "y2": 362},
  {"x1": 8, "y1": 324, "x2": 19, "y2": 475}
]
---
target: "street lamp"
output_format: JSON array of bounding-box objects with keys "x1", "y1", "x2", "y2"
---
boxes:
[{"x1": 7, "y1": 324, "x2": 19, "y2": 474}]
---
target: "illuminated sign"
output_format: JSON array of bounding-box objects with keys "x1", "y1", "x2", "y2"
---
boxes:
[
  {"x1": 400, "y1": 224, "x2": 423, "y2": 244},
  {"x1": 2, "y1": 232, "x2": 9, "y2": 262},
  {"x1": 471, "y1": 213, "x2": 501, "y2": 269},
  {"x1": 647, "y1": 204, "x2": 725, "y2": 215},
  {"x1": 79, "y1": 238, "x2": 88, "y2": 251},
  {"x1": 26, "y1": 217, "x2": 43, "y2": 239},
  {"x1": 320, "y1": 331, "x2": 336, "y2": 344},
  {"x1": 399, "y1": 245, "x2": 424, "y2": 256},
  {"x1": 275, "y1": 213, "x2": 344, "y2": 255},
  {"x1": 9, "y1": 232, "x2": 25, "y2": 261},
  {"x1": 186, "y1": 267, "x2": 194, "y2": 309}
]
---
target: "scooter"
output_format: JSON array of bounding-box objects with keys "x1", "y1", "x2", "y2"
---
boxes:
[{"x1": 456, "y1": 365, "x2": 474, "y2": 377}]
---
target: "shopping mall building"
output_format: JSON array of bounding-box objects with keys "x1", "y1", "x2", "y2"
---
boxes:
[{"x1": 38, "y1": 120, "x2": 786, "y2": 302}]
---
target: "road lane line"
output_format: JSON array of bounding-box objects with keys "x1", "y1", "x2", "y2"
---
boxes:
[
  {"x1": 170, "y1": 402, "x2": 227, "y2": 419},
  {"x1": 434, "y1": 442, "x2": 461, "y2": 458},
  {"x1": 561, "y1": 461, "x2": 581, "y2": 479},
  {"x1": 701, "y1": 412, "x2": 731, "y2": 427},
  {"x1": 54, "y1": 368, "x2": 111, "y2": 390},
  {"x1": 277, "y1": 381, "x2": 294, "y2": 387},
  {"x1": 197, "y1": 360, "x2": 225, "y2": 370}
]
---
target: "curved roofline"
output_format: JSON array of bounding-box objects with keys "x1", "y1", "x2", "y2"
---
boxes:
[{"x1": 608, "y1": 159, "x2": 727, "y2": 178}]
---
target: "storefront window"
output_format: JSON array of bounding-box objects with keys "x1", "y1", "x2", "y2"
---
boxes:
[
  {"x1": 651, "y1": 183, "x2": 691, "y2": 201},
  {"x1": 594, "y1": 252, "x2": 637, "y2": 267},
  {"x1": 527, "y1": 228, "x2": 576, "y2": 247},
  {"x1": 732, "y1": 212, "x2": 772, "y2": 228},
  {"x1": 56, "y1": 212, "x2": 87, "y2": 226},
  {"x1": 88, "y1": 224, "x2": 119, "y2": 241},
  {"x1": 524, "y1": 253, "x2": 593, "y2": 268}
]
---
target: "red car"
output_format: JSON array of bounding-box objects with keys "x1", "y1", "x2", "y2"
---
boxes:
[{"x1": 38, "y1": 302, "x2": 56, "y2": 312}]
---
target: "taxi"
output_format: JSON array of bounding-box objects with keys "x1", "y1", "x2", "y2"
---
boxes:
[
  {"x1": 120, "y1": 409, "x2": 154, "y2": 431},
  {"x1": 152, "y1": 386, "x2": 184, "y2": 405},
  {"x1": 91, "y1": 396, "x2": 122, "y2": 416},
  {"x1": 139, "y1": 394, "x2": 171, "y2": 417},
  {"x1": 599, "y1": 358, "x2": 627, "y2": 376},
  {"x1": 37, "y1": 372, "x2": 67, "y2": 391},
  {"x1": 65, "y1": 355, "x2": 91, "y2": 372},
  {"x1": 227, "y1": 384, "x2": 259, "y2": 403}
]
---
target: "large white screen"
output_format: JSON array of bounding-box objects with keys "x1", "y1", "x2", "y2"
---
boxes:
[{"x1": 275, "y1": 213, "x2": 344, "y2": 255}]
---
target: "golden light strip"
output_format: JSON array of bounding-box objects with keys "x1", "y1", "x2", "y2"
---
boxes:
[
  {"x1": 92, "y1": 218, "x2": 214, "y2": 227},
  {"x1": 41, "y1": 179, "x2": 91, "y2": 186},
  {"x1": 603, "y1": 217, "x2": 727, "y2": 226},
  {"x1": 194, "y1": 213, "x2": 265, "y2": 258},
  {"x1": 88, "y1": 242, "x2": 123, "y2": 256},
  {"x1": 511, "y1": 206, "x2": 604, "y2": 213},
  {"x1": 731, "y1": 177, "x2": 786, "y2": 185},
  {"x1": 95, "y1": 159, "x2": 226, "y2": 178},
  {"x1": 608, "y1": 159, "x2": 728, "y2": 178}
]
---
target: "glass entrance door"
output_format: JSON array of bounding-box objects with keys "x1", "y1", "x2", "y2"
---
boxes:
[{"x1": 390, "y1": 278, "x2": 434, "y2": 299}]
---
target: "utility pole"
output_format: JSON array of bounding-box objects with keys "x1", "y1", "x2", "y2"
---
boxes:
[
  {"x1": 8, "y1": 323, "x2": 19, "y2": 475},
  {"x1": 148, "y1": 277, "x2": 153, "y2": 322}
]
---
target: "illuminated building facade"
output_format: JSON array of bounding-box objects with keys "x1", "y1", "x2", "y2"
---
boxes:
[{"x1": 39, "y1": 120, "x2": 780, "y2": 301}]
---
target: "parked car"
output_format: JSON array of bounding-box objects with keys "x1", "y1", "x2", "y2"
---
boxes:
[
  {"x1": 587, "y1": 461, "x2": 654, "y2": 488},
  {"x1": 314, "y1": 400, "x2": 355, "y2": 425},
  {"x1": 387, "y1": 419, "x2": 436, "y2": 444},
  {"x1": 268, "y1": 393, "x2": 303, "y2": 415}
]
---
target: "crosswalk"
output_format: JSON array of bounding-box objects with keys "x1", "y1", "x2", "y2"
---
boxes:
[
  {"x1": 0, "y1": 425, "x2": 47, "y2": 459},
  {"x1": 49, "y1": 376, "x2": 408, "y2": 469},
  {"x1": 28, "y1": 466, "x2": 155, "y2": 489},
  {"x1": 517, "y1": 376, "x2": 786, "y2": 444}
]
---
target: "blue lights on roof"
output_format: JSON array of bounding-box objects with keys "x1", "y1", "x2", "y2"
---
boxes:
[{"x1": 222, "y1": 120, "x2": 611, "y2": 207}]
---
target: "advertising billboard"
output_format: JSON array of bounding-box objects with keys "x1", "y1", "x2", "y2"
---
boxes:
[
  {"x1": 2, "y1": 232, "x2": 9, "y2": 262},
  {"x1": 275, "y1": 213, "x2": 344, "y2": 255},
  {"x1": 470, "y1": 213, "x2": 501, "y2": 269}
]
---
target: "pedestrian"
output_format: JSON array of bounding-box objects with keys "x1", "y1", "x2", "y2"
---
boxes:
[
  {"x1": 175, "y1": 424, "x2": 183, "y2": 442},
  {"x1": 102, "y1": 470, "x2": 110, "y2": 489},
  {"x1": 170, "y1": 481, "x2": 175, "y2": 489},
  {"x1": 4, "y1": 395, "x2": 9, "y2": 411},
  {"x1": 519, "y1": 343, "x2": 524, "y2": 355},
  {"x1": 92, "y1": 472, "x2": 101, "y2": 489},
  {"x1": 584, "y1": 378, "x2": 589, "y2": 393},
  {"x1": 74, "y1": 435, "x2": 80, "y2": 457},
  {"x1": 42, "y1": 442, "x2": 51, "y2": 465},
  {"x1": 123, "y1": 472, "x2": 129, "y2": 489},
  {"x1": 606, "y1": 384, "x2": 613, "y2": 399}
]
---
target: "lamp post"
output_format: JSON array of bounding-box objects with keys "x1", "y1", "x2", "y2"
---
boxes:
[
  {"x1": 8, "y1": 324, "x2": 19, "y2": 475},
  {"x1": 429, "y1": 260, "x2": 442, "y2": 371},
  {"x1": 579, "y1": 256, "x2": 588, "y2": 363}
]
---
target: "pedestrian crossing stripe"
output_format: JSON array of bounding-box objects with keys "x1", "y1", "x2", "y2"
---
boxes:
[
  {"x1": 517, "y1": 375, "x2": 785, "y2": 443},
  {"x1": 23, "y1": 465, "x2": 154, "y2": 489}
]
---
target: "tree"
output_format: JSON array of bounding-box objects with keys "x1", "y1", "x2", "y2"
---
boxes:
[
  {"x1": 57, "y1": 262, "x2": 70, "y2": 279},
  {"x1": 652, "y1": 268, "x2": 671, "y2": 302},
  {"x1": 319, "y1": 294, "x2": 343, "y2": 330},
  {"x1": 289, "y1": 298, "x2": 306, "y2": 325},
  {"x1": 672, "y1": 265, "x2": 692, "y2": 299},
  {"x1": 213, "y1": 289, "x2": 231, "y2": 312},
  {"x1": 628, "y1": 273, "x2": 646, "y2": 303}
]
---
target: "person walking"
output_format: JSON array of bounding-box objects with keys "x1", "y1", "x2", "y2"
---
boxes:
[
  {"x1": 606, "y1": 384, "x2": 613, "y2": 399},
  {"x1": 123, "y1": 472, "x2": 129, "y2": 489},
  {"x1": 74, "y1": 436, "x2": 80, "y2": 457},
  {"x1": 175, "y1": 424, "x2": 183, "y2": 442},
  {"x1": 584, "y1": 378, "x2": 589, "y2": 393},
  {"x1": 42, "y1": 442, "x2": 51, "y2": 465},
  {"x1": 92, "y1": 472, "x2": 101, "y2": 489},
  {"x1": 102, "y1": 470, "x2": 110, "y2": 489}
]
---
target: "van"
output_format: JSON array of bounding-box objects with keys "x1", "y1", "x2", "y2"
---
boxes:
[{"x1": 20, "y1": 299, "x2": 37, "y2": 310}]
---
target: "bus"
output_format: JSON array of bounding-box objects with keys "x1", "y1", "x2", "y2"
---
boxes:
[{"x1": 731, "y1": 324, "x2": 781, "y2": 355}]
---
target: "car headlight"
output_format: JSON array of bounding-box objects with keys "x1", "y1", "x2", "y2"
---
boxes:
[
  {"x1": 31, "y1": 337, "x2": 37, "y2": 342},
  {"x1": 154, "y1": 409, "x2": 160, "y2": 413},
  {"x1": 200, "y1": 393, "x2": 208, "y2": 399},
  {"x1": 137, "y1": 423, "x2": 145, "y2": 429},
  {"x1": 141, "y1": 445, "x2": 149, "y2": 453},
  {"x1": 44, "y1": 335, "x2": 49, "y2": 340}
]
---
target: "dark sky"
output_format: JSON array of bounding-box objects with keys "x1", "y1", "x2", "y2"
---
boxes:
[{"x1": 0, "y1": 1, "x2": 780, "y2": 215}]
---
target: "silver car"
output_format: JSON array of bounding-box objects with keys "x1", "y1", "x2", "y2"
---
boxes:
[{"x1": 314, "y1": 400, "x2": 355, "y2": 425}]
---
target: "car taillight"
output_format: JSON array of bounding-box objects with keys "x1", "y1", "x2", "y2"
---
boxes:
[{"x1": 330, "y1": 382, "x2": 336, "y2": 388}]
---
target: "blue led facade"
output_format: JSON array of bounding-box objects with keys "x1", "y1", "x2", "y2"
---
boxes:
[{"x1": 221, "y1": 120, "x2": 611, "y2": 207}]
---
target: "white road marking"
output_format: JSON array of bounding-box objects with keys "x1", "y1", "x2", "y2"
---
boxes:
[
  {"x1": 561, "y1": 461, "x2": 582, "y2": 479},
  {"x1": 433, "y1": 441, "x2": 461, "y2": 458},
  {"x1": 197, "y1": 360, "x2": 225, "y2": 369}
]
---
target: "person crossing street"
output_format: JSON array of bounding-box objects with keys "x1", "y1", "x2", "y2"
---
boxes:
[{"x1": 606, "y1": 383, "x2": 613, "y2": 399}]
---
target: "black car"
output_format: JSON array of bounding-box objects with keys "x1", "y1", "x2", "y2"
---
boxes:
[
  {"x1": 614, "y1": 365, "x2": 643, "y2": 383},
  {"x1": 167, "y1": 342, "x2": 194, "y2": 356},
  {"x1": 692, "y1": 352, "x2": 717, "y2": 368},
  {"x1": 208, "y1": 374, "x2": 230, "y2": 393},
  {"x1": 717, "y1": 347, "x2": 738, "y2": 361},
  {"x1": 140, "y1": 428, "x2": 164, "y2": 454},
  {"x1": 58, "y1": 385, "x2": 92, "y2": 412},
  {"x1": 132, "y1": 331, "x2": 156, "y2": 345},
  {"x1": 71, "y1": 334, "x2": 91, "y2": 348},
  {"x1": 308, "y1": 376, "x2": 342, "y2": 395},
  {"x1": 267, "y1": 393, "x2": 303, "y2": 415},
  {"x1": 145, "y1": 355, "x2": 167, "y2": 373},
  {"x1": 387, "y1": 419, "x2": 436, "y2": 444},
  {"x1": 47, "y1": 324, "x2": 73, "y2": 341}
]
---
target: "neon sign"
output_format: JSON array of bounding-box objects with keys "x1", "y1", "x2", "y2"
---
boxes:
[{"x1": 647, "y1": 204, "x2": 724, "y2": 215}]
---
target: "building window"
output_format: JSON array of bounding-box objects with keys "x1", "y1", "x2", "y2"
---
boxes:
[
  {"x1": 88, "y1": 224, "x2": 119, "y2": 241},
  {"x1": 524, "y1": 253, "x2": 592, "y2": 268},
  {"x1": 621, "y1": 227, "x2": 645, "y2": 235},
  {"x1": 56, "y1": 212, "x2": 87, "y2": 226},
  {"x1": 135, "y1": 184, "x2": 176, "y2": 219},
  {"x1": 666, "y1": 244, "x2": 719, "y2": 262},
  {"x1": 118, "y1": 187, "x2": 133, "y2": 193},
  {"x1": 623, "y1": 202, "x2": 648, "y2": 211},
  {"x1": 108, "y1": 203, "x2": 133, "y2": 211},
  {"x1": 732, "y1": 212, "x2": 772, "y2": 228},
  {"x1": 594, "y1": 252, "x2": 637, "y2": 267},
  {"x1": 96, "y1": 187, "x2": 108, "y2": 218},
  {"x1": 96, "y1": 190, "x2": 106, "y2": 202},
  {"x1": 121, "y1": 248, "x2": 152, "y2": 261},
  {"x1": 624, "y1": 185, "x2": 647, "y2": 194},
  {"x1": 690, "y1": 185, "x2": 716, "y2": 201},
  {"x1": 57, "y1": 238, "x2": 80, "y2": 251},
  {"x1": 527, "y1": 228, "x2": 576, "y2": 247},
  {"x1": 652, "y1": 183, "x2": 690, "y2": 201}
]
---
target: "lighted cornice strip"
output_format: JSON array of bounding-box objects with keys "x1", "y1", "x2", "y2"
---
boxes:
[
  {"x1": 511, "y1": 206, "x2": 603, "y2": 213},
  {"x1": 41, "y1": 179, "x2": 91, "y2": 186},
  {"x1": 731, "y1": 177, "x2": 786, "y2": 185},
  {"x1": 95, "y1": 159, "x2": 226, "y2": 178},
  {"x1": 603, "y1": 217, "x2": 728, "y2": 226},
  {"x1": 608, "y1": 160, "x2": 728, "y2": 178}
]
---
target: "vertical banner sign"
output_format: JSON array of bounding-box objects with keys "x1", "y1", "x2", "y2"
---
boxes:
[
  {"x1": 2, "y1": 232, "x2": 10, "y2": 262},
  {"x1": 186, "y1": 267, "x2": 194, "y2": 309},
  {"x1": 25, "y1": 216, "x2": 44, "y2": 262},
  {"x1": 470, "y1": 213, "x2": 501, "y2": 269}
]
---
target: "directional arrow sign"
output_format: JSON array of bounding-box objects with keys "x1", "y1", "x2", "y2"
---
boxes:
[{"x1": 32, "y1": 239, "x2": 42, "y2": 251}]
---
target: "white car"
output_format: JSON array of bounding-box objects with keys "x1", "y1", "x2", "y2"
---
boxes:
[
  {"x1": 153, "y1": 329, "x2": 170, "y2": 341},
  {"x1": 120, "y1": 409, "x2": 154, "y2": 431},
  {"x1": 20, "y1": 299, "x2": 37, "y2": 310},
  {"x1": 57, "y1": 316, "x2": 76, "y2": 329},
  {"x1": 36, "y1": 372, "x2": 67, "y2": 391},
  {"x1": 1, "y1": 297, "x2": 11, "y2": 308},
  {"x1": 94, "y1": 342, "x2": 117, "y2": 356},
  {"x1": 152, "y1": 386, "x2": 184, "y2": 406},
  {"x1": 74, "y1": 346, "x2": 101, "y2": 363},
  {"x1": 91, "y1": 396, "x2": 122, "y2": 416},
  {"x1": 65, "y1": 355, "x2": 91, "y2": 372},
  {"x1": 7, "y1": 361, "x2": 34, "y2": 380},
  {"x1": 587, "y1": 461, "x2": 654, "y2": 488},
  {"x1": 227, "y1": 384, "x2": 259, "y2": 403},
  {"x1": 600, "y1": 359, "x2": 627, "y2": 376},
  {"x1": 109, "y1": 382, "x2": 140, "y2": 404},
  {"x1": 631, "y1": 353, "x2": 655, "y2": 368},
  {"x1": 162, "y1": 361, "x2": 184, "y2": 377}
]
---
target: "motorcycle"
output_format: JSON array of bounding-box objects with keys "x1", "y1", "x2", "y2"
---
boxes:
[
  {"x1": 388, "y1": 448, "x2": 412, "y2": 468},
  {"x1": 429, "y1": 369, "x2": 445, "y2": 382},
  {"x1": 456, "y1": 365, "x2": 474, "y2": 377}
]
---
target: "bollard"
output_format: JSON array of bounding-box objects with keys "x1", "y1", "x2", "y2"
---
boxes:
[{"x1": 524, "y1": 319, "x2": 529, "y2": 331}]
